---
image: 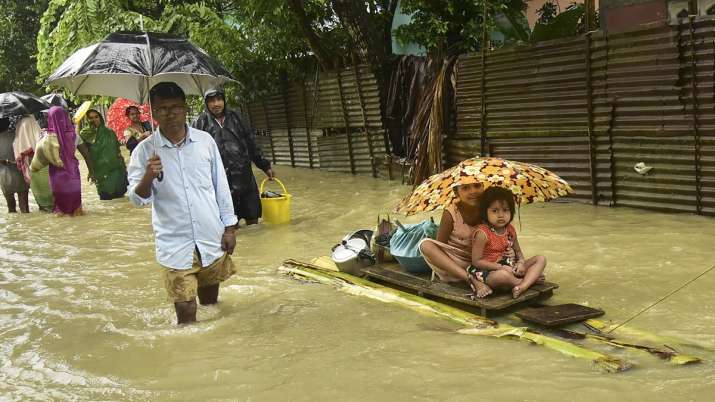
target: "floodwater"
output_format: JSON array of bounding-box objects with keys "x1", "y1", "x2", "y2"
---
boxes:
[{"x1": 1, "y1": 162, "x2": 714, "y2": 401}]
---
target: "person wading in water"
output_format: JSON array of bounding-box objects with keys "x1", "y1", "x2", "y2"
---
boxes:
[
  {"x1": 192, "y1": 88, "x2": 274, "y2": 227},
  {"x1": 127, "y1": 82, "x2": 238, "y2": 325}
]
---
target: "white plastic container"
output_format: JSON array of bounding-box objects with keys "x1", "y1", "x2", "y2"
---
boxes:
[{"x1": 331, "y1": 237, "x2": 371, "y2": 275}]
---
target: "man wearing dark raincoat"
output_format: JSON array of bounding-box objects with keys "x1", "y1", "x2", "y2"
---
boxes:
[{"x1": 192, "y1": 88, "x2": 274, "y2": 225}]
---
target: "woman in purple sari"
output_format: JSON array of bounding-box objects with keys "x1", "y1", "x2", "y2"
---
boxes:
[{"x1": 46, "y1": 106, "x2": 94, "y2": 216}]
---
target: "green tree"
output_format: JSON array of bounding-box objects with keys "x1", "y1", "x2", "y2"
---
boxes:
[
  {"x1": 35, "y1": 0, "x2": 531, "y2": 105},
  {"x1": 0, "y1": 0, "x2": 49, "y2": 92},
  {"x1": 395, "y1": 0, "x2": 527, "y2": 55}
]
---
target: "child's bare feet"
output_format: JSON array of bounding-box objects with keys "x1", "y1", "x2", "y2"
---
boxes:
[
  {"x1": 472, "y1": 280, "x2": 493, "y2": 298},
  {"x1": 512, "y1": 283, "x2": 527, "y2": 298}
]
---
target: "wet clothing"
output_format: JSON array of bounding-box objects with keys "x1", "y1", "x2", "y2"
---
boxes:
[
  {"x1": 47, "y1": 106, "x2": 82, "y2": 215},
  {"x1": 0, "y1": 127, "x2": 29, "y2": 195},
  {"x1": 477, "y1": 224, "x2": 517, "y2": 263},
  {"x1": 192, "y1": 108, "x2": 270, "y2": 221},
  {"x1": 124, "y1": 121, "x2": 151, "y2": 154},
  {"x1": 30, "y1": 166, "x2": 53, "y2": 211},
  {"x1": 13, "y1": 116, "x2": 41, "y2": 185},
  {"x1": 79, "y1": 124, "x2": 97, "y2": 145},
  {"x1": 420, "y1": 205, "x2": 480, "y2": 282},
  {"x1": 163, "y1": 250, "x2": 236, "y2": 302},
  {"x1": 86, "y1": 123, "x2": 127, "y2": 200},
  {"x1": 127, "y1": 126, "x2": 237, "y2": 270}
]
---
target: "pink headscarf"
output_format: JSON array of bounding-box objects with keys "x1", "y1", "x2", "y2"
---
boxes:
[{"x1": 46, "y1": 106, "x2": 78, "y2": 168}]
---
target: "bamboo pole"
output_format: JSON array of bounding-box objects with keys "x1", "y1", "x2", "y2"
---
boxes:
[
  {"x1": 281, "y1": 76, "x2": 296, "y2": 167},
  {"x1": 479, "y1": 0, "x2": 489, "y2": 156},
  {"x1": 586, "y1": 32, "x2": 597, "y2": 205},
  {"x1": 262, "y1": 99, "x2": 277, "y2": 164},
  {"x1": 506, "y1": 315, "x2": 701, "y2": 365},
  {"x1": 279, "y1": 260, "x2": 632, "y2": 372},
  {"x1": 585, "y1": 0, "x2": 596, "y2": 31},
  {"x1": 585, "y1": 318, "x2": 715, "y2": 354},
  {"x1": 351, "y1": 56, "x2": 377, "y2": 177},
  {"x1": 335, "y1": 70, "x2": 356, "y2": 174},
  {"x1": 301, "y1": 81, "x2": 315, "y2": 168},
  {"x1": 688, "y1": 16, "x2": 703, "y2": 214}
]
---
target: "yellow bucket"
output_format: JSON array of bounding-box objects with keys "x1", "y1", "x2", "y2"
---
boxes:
[{"x1": 260, "y1": 178, "x2": 292, "y2": 224}]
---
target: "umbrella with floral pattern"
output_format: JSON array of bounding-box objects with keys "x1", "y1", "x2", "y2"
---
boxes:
[
  {"x1": 394, "y1": 157, "x2": 573, "y2": 215},
  {"x1": 106, "y1": 98, "x2": 154, "y2": 142}
]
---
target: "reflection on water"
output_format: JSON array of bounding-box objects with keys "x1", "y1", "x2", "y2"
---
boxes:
[{"x1": 1, "y1": 164, "x2": 714, "y2": 400}]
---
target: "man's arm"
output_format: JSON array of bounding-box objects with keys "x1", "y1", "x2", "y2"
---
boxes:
[
  {"x1": 127, "y1": 143, "x2": 157, "y2": 206},
  {"x1": 239, "y1": 114, "x2": 271, "y2": 173},
  {"x1": 76, "y1": 142, "x2": 95, "y2": 182}
]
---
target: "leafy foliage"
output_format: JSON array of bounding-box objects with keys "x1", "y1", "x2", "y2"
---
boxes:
[
  {"x1": 536, "y1": 1, "x2": 559, "y2": 25},
  {"x1": 36, "y1": 0, "x2": 348, "y2": 101},
  {"x1": 0, "y1": 0, "x2": 49, "y2": 92},
  {"x1": 395, "y1": 0, "x2": 527, "y2": 54},
  {"x1": 532, "y1": 3, "x2": 585, "y2": 42}
]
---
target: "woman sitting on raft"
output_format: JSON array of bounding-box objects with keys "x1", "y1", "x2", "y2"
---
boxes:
[{"x1": 419, "y1": 177, "x2": 514, "y2": 298}]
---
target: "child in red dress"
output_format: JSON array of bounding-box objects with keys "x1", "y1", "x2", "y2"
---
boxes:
[{"x1": 470, "y1": 186, "x2": 547, "y2": 298}]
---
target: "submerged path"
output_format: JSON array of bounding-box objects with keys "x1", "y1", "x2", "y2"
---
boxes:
[{"x1": 1, "y1": 165, "x2": 714, "y2": 400}]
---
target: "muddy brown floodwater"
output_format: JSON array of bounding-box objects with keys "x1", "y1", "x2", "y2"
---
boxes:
[{"x1": 1, "y1": 163, "x2": 714, "y2": 401}]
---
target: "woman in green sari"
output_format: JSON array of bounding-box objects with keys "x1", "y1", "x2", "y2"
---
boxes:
[{"x1": 81, "y1": 109, "x2": 127, "y2": 200}]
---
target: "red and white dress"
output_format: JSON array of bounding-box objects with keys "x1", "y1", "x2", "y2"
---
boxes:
[{"x1": 476, "y1": 223, "x2": 516, "y2": 263}]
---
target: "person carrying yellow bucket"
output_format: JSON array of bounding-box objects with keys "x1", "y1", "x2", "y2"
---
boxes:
[{"x1": 260, "y1": 178, "x2": 291, "y2": 224}]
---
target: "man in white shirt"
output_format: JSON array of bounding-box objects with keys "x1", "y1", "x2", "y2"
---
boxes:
[{"x1": 127, "y1": 82, "x2": 238, "y2": 324}]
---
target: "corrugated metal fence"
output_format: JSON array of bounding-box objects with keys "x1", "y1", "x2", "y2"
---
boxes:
[
  {"x1": 245, "y1": 65, "x2": 387, "y2": 177},
  {"x1": 455, "y1": 17, "x2": 714, "y2": 216},
  {"x1": 246, "y1": 18, "x2": 714, "y2": 216}
]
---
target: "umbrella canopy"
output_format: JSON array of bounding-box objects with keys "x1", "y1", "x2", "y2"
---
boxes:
[
  {"x1": 0, "y1": 92, "x2": 49, "y2": 118},
  {"x1": 41, "y1": 93, "x2": 68, "y2": 109},
  {"x1": 106, "y1": 98, "x2": 154, "y2": 141},
  {"x1": 394, "y1": 157, "x2": 574, "y2": 216},
  {"x1": 45, "y1": 31, "x2": 236, "y2": 102},
  {"x1": 73, "y1": 101, "x2": 93, "y2": 124}
]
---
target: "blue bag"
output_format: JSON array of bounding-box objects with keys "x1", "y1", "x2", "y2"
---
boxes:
[{"x1": 389, "y1": 219, "x2": 438, "y2": 274}]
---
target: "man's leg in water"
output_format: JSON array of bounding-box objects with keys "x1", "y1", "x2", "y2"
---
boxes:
[
  {"x1": 18, "y1": 191, "x2": 29, "y2": 213},
  {"x1": 175, "y1": 299, "x2": 197, "y2": 324},
  {"x1": 3, "y1": 192, "x2": 17, "y2": 213},
  {"x1": 197, "y1": 284, "x2": 219, "y2": 305},
  {"x1": 194, "y1": 253, "x2": 236, "y2": 306},
  {"x1": 164, "y1": 264, "x2": 201, "y2": 325}
]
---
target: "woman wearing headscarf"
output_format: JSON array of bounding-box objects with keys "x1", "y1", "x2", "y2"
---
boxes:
[
  {"x1": 81, "y1": 109, "x2": 127, "y2": 200},
  {"x1": 122, "y1": 105, "x2": 151, "y2": 155},
  {"x1": 46, "y1": 106, "x2": 94, "y2": 215},
  {"x1": 13, "y1": 114, "x2": 53, "y2": 211}
]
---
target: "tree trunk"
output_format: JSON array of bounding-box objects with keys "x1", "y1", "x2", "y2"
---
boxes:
[
  {"x1": 331, "y1": 0, "x2": 399, "y2": 146},
  {"x1": 330, "y1": 0, "x2": 392, "y2": 71},
  {"x1": 285, "y1": 0, "x2": 337, "y2": 70}
]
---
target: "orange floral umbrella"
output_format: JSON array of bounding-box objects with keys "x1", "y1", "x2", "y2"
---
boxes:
[{"x1": 394, "y1": 157, "x2": 573, "y2": 215}]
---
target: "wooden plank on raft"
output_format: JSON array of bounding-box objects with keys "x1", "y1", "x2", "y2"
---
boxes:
[
  {"x1": 361, "y1": 263, "x2": 558, "y2": 316},
  {"x1": 515, "y1": 304, "x2": 604, "y2": 327}
]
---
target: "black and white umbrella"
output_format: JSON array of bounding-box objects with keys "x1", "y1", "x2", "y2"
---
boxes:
[
  {"x1": 0, "y1": 92, "x2": 50, "y2": 118},
  {"x1": 46, "y1": 31, "x2": 236, "y2": 102},
  {"x1": 41, "y1": 93, "x2": 69, "y2": 109},
  {"x1": 46, "y1": 31, "x2": 237, "y2": 181}
]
